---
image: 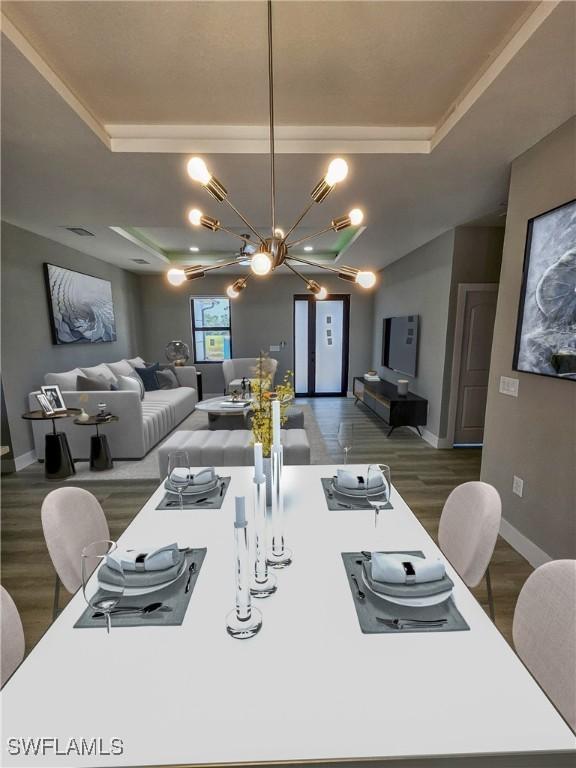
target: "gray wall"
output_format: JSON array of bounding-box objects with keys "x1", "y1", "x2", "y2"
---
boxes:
[
  {"x1": 481, "y1": 118, "x2": 576, "y2": 560},
  {"x1": 1, "y1": 222, "x2": 143, "y2": 457},
  {"x1": 371, "y1": 230, "x2": 455, "y2": 439},
  {"x1": 138, "y1": 272, "x2": 374, "y2": 395}
]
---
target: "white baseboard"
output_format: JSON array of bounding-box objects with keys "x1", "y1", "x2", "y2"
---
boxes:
[
  {"x1": 416, "y1": 427, "x2": 451, "y2": 449},
  {"x1": 14, "y1": 449, "x2": 37, "y2": 471},
  {"x1": 499, "y1": 517, "x2": 552, "y2": 569}
]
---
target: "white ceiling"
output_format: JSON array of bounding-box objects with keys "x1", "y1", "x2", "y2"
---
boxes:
[{"x1": 1, "y1": 1, "x2": 575, "y2": 276}]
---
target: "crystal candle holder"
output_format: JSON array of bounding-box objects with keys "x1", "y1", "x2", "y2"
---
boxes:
[
  {"x1": 267, "y1": 445, "x2": 292, "y2": 568},
  {"x1": 226, "y1": 498, "x2": 262, "y2": 639},
  {"x1": 250, "y1": 475, "x2": 277, "y2": 597}
]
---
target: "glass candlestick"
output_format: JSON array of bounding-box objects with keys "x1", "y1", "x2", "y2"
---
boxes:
[
  {"x1": 226, "y1": 497, "x2": 263, "y2": 639},
  {"x1": 267, "y1": 445, "x2": 292, "y2": 568},
  {"x1": 250, "y1": 475, "x2": 277, "y2": 597}
]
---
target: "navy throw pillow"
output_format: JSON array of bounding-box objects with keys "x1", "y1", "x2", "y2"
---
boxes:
[{"x1": 135, "y1": 363, "x2": 161, "y2": 392}]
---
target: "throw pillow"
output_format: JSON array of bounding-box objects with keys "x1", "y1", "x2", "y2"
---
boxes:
[
  {"x1": 127, "y1": 356, "x2": 146, "y2": 369},
  {"x1": 76, "y1": 375, "x2": 111, "y2": 392},
  {"x1": 134, "y1": 363, "x2": 161, "y2": 392},
  {"x1": 106, "y1": 359, "x2": 136, "y2": 379},
  {"x1": 156, "y1": 369, "x2": 179, "y2": 390},
  {"x1": 80, "y1": 364, "x2": 118, "y2": 388},
  {"x1": 45, "y1": 368, "x2": 84, "y2": 391},
  {"x1": 117, "y1": 374, "x2": 144, "y2": 399}
]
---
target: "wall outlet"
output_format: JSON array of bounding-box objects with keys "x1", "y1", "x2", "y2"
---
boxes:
[
  {"x1": 513, "y1": 475, "x2": 524, "y2": 497},
  {"x1": 499, "y1": 376, "x2": 519, "y2": 397}
]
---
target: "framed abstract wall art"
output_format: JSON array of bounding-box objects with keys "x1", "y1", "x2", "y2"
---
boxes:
[
  {"x1": 44, "y1": 263, "x2": 117, "y2": 345},
  {"x1": 513, "y1": 199, "x2": 576, "y2": 380}
]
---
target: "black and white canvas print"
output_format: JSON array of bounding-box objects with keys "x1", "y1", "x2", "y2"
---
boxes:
[
  {"x1": 44, "y1": 264, "x2": 117, "y2": 344},
  {"x1": 513, "y1": 199, "x2": 576, "y2": 380}
]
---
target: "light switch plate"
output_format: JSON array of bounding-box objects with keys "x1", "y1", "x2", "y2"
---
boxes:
[
  {"x1": 499, "y1": 376, "x2": 519, "y2": 397},
  {"x1": 513, "y1": 476, "x2": 524, "y2": 497}
]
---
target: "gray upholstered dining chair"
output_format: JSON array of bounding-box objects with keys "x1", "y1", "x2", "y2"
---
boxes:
[
  {"x1": 438, "y1": 481, "x2": 501, "y2": 620},
  {"x1": 513, "y1": 560, "x2": 576, "y2": 731},
  {"x1": 41, "y1": 487, "x2": 110, "y2": 621},
  {"x1": 222, "y1": 357, "x2": 278, "y2": 394},
  {"x1": 1, "y1": 586, "x2": 25, "y2": 687}
]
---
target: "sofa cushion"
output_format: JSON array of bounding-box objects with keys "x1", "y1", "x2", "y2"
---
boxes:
[
  {"x1": 107, "y1": 359, "x2": 135, "y2": 379},
  {"x1": 145, "y1": 388, "x2": 197, "y2": 426},
  {"x1": 44, "y1": 368, "x2": 84, "y2": 391},
  {"x1": 81, "y1": 364, "x2": 118, "y2": 387},
  {"x1": 76, "y1": 375, "x2": 111, "y2": 392},
  {"x1": 157, "y1": 369, "x2": 179, "y2": 390}
]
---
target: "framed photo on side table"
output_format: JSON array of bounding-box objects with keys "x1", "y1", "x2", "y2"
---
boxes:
[
  {"x1": 41, "y1": 384, "x2": 67, "y2": 413},
  {"x1": 36, "y1": 393, "x2": 55, "y2": 416}
]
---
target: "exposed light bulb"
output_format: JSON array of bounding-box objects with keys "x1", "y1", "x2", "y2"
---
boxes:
[
  {"x1": 355, "y1": 270, "x2": 376, "y2": 289},
  {"x1": 251, "y1": 252, "x2": 272, "y2": 276},
  {"x1": 325, "y1": 158, "x2": 348, "y2": 186},
  {"x1": 316, "y1": 286, "x2": 328, "y2": 300},
  {"x1": 188, "y1": 208, "x2": 203, "y2": 226},
  {"x1": 167, "y1": 268, "x2": 186, "y2": 287},
  {"x1": 189, "y1": 246, "x2": 199, "y2": 252},
  {"x1": 274, "y1": 227, "x2": 285, "y2": 239},
  {"x1": 349, "y1": 208, "x2": 364, "y2": 226},
  {"x1": 304, "y1": 245, "x2": 314, "y2": 252},
  {"x1": 187, "y1": 157, "x2": 212, "y2": 185},
  {"x1": 226, "y1": 284, "x2": 239, "y2": 299}
]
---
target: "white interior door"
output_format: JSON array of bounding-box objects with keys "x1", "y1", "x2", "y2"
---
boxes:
[{"x1": 294, "y1": 295, "x2": 349, "y2": 396}]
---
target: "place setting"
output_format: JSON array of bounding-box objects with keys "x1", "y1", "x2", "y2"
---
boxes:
[
  {"x1": 321, "y1": 463, "x2": 393, "y2": 516},
  {"x1": 156, "y1": 450, "x2": 231, "y2": 511},
  {"x1": 341, "y1": 549, "x2": 469, "y2": 634},
  {"x1": 74, "y1": 540, "x2": 206, "y2": 630}
]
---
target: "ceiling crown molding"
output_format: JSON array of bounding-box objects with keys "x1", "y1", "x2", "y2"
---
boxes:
[{"x1": 1, "y1": 2, "x2": 560, "y2": 156}]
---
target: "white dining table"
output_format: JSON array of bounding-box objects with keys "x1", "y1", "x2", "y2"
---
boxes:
[{"x1": 2, "y1": 465, "x2": 575, "y2": 768}]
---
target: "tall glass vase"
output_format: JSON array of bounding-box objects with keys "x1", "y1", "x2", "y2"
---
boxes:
[
  {"x1": 226, "y1": 497, "x2": 262, "y2": 639},
  {"x1": 250, "y1": 475, "x2": 277, "y2": 597},
  {"x1": 267, "y1": 445, "x2": 292, "y2": 568}
]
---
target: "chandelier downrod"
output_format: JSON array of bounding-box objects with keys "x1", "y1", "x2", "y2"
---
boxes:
[{"x1": 268, "y1": 0, "x2": 276, "y2": 237}]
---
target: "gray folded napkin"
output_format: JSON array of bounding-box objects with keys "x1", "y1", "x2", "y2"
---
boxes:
[
  {"x1": 170, "y1": 467, "x2": 215, "y2": 485},
  {"x1": 336, "y1": 468, "x2": 384, "y2": 490},
  {"x1": 98, "y1": 550, "x2": 185, "y2": 588},
  {"x1": 371, "y1": 552, "x2": 445, "y2": 584},
  {"x1": 107, "y1": 542, "x2": 180, "y2": 573},
  {"x1": 362, "y1": 560, "x2": 454, "y2": 598}
]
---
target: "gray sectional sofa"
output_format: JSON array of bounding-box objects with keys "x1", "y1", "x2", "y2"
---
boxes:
[{"x1": 29, "y1": 357, "x2": 199, "y2": 460}]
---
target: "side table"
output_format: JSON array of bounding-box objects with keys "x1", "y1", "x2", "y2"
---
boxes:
[
  {"x1": 74, "y1": 415, "x2": 119, "y2": 471},
  {"x1": 22, "y1": 409, "x2": 81, "y2": 479}
]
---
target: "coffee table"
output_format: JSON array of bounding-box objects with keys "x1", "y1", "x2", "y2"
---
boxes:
[{"x1": 195, "y1": 396, "x2": 252, "y2": 430}]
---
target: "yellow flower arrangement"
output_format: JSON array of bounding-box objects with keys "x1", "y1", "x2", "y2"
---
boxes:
[{"x1": 250, "y1": 352, "x2": 294, "y2": 457}]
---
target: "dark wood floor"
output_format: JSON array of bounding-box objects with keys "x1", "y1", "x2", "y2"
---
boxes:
[{"x1": 1, "y1": 397, "x2": 532, "y2": 653}]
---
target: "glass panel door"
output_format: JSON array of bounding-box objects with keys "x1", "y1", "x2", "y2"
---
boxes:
[{"x1": 293, "y1": 295, "x2": 350, "y2": 396}]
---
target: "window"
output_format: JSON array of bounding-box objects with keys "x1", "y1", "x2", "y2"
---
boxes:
[{"x1": 191, "y1": 297, "x2": 232, "y2": 362}]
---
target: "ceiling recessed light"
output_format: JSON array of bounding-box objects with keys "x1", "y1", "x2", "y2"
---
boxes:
[
  {"x1": 304, "y1": 246, "x2": 314, "y2": 252},
  {"x1": 189, "y1": 246, "x2": 199, "y2": 252}
]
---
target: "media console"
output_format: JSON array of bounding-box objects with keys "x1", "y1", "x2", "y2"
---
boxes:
[{"x1": 353, "y1": 376, "x2": 428, "y2": 437}]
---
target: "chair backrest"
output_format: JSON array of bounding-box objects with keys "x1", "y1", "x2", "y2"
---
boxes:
[
  {"x1": 438, "y1": 481, "x2": 501, "y2": 588},
  {"x1": 513, "y1": 560, "x2": 576, "y2": 731},
  {"x1": 41, "y1": 487, "x2": 110, "y2": 593},
  {"x1": 222, "y1": 358, "x2": 278, "y2": 388},
  {"x1": 1, "y1": 586, "x2": 25, "y2": 687}
]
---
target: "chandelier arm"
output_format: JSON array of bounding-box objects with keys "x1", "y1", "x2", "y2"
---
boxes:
[
  {"x1": 287, "y1": 255, "x2": 355, "y2": 276},
  {"x1": 283, "y1": 260, "x2": 312, "y2": 286},
  {"x1": 267, "y1": 0, "x2": 276, "y2": 237},
  {"x1": 286, "y1": 225, "x2": 334, "y2": 249},
  {"x1": 217, "y1": 225, "x2": 257, "y2": 246},
  {"x1": 283, "y1": 200, "x2": 316, "y2": 243},
  {"x1": 222, "y1": 198, "x2": 266, "y2": 245},
  {"x1": 186, "y1": 258, "x2": 240, "y2": 276}
]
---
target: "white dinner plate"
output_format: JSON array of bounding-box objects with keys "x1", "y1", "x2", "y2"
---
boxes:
[
  {"x1": 361, "y1": 568, "x2": 452, "y2": 607},
  {"x1": 165, "y1": 477, "x2": 219, "y2": 496},
  {"x1": 101, "y1": 558, "x2": 188, "y2": 597},
  {"x1": 331, "y1": 479, "x2": 388, "y2": 500}
]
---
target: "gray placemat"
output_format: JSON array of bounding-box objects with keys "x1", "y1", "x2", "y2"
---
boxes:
[
  {"x1": 157, "y1": 476, "x2": 231, "y2": 510},
  {"x1": 342, "y1": 551, "x2": 469, "y2": 634},
  {"x1": 74, "y1": 548, "x2": 206, "y2": 629},
  {"x1": 321, "y1": 477, "x2": 393, "y2": 511}
]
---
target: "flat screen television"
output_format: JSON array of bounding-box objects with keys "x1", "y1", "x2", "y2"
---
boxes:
[
  {"x1": 513, "y1": 198, "x2": 576, "y2": 380},
  {"x1": 382, "y1": 315, "x2": 419, "y2": 377}
]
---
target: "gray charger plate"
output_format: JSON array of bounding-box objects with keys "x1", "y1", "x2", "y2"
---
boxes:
[
  {"x1": 342, "y1": 551, "x2": 469, "y2": 634},
  {"x1": 157, "y1": 476, "x2": 231, "y2": 510}
]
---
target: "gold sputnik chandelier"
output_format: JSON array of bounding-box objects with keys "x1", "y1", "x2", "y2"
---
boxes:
[{"x1": 167, "y1": 0, "x2": 376, "y2": 300}]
